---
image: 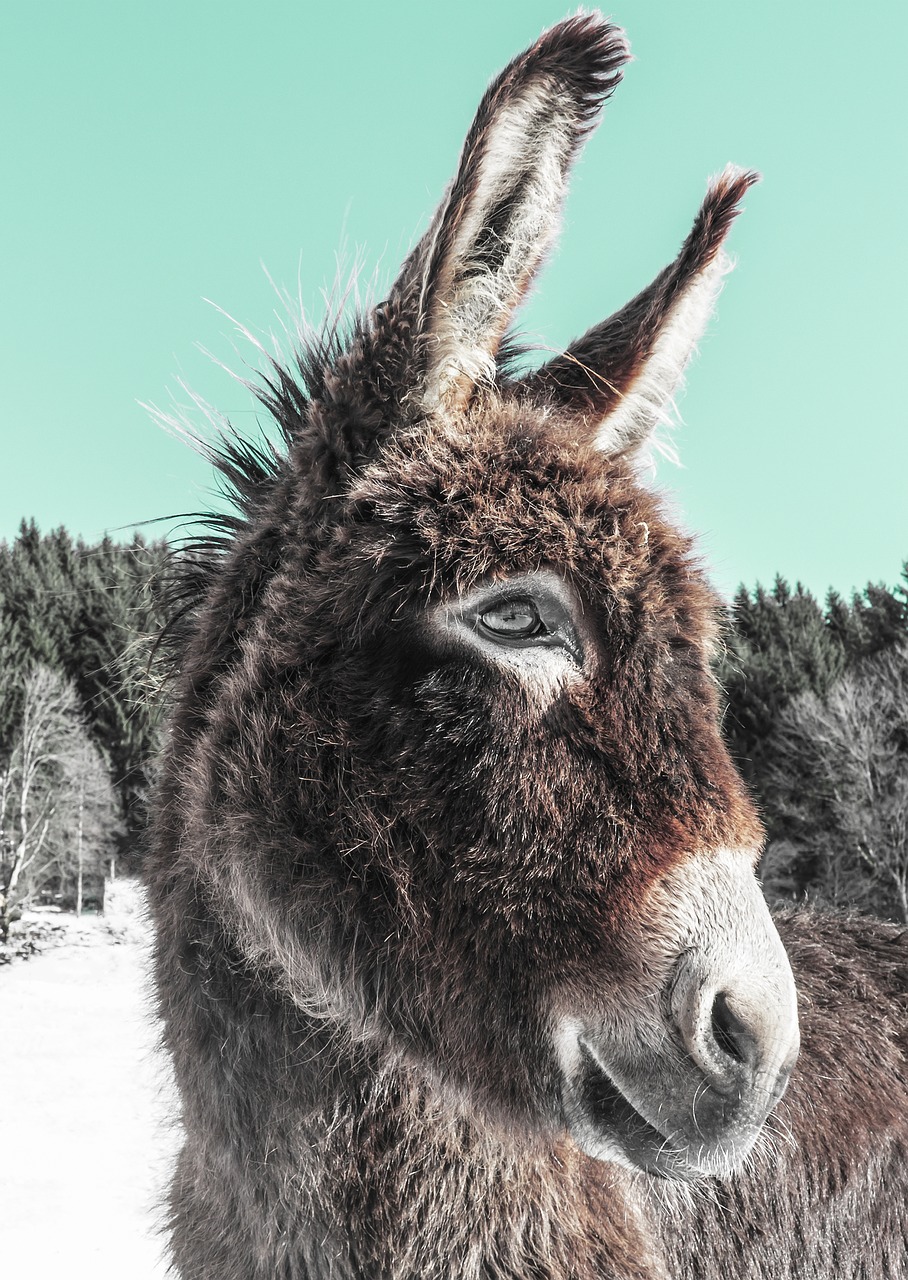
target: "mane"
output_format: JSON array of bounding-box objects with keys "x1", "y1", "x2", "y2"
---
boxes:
[{"x1": 150, "y1": 304, "x2": 366, "y2": 672}]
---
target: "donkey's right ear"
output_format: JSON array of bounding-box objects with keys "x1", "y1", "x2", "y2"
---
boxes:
[
  {"x1": 393, "y1": 15, "x2": 628, "y2": 417},
  {"x1": 517, "y1": 166, "x2": 759, "y2": 458}
]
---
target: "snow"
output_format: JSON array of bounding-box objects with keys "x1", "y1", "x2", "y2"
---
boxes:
[{"x1": 0, "y1": 881, "x2": 180, "y2": 1279}]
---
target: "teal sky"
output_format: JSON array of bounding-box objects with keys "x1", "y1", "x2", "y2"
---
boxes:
[{"x1": 2, "y1": 0, "x2": 906, "y2": 600}]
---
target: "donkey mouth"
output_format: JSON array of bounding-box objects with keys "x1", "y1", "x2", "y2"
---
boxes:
[
  {"x1": 571, "y1": 1039, "x2": 693, "y2": 1180},
  {"x1": 573, "y1": 1039, "x2": 681, "y2": 1177},
  {"x1": 564, "y1": 1037, "x2": 764, "y2": 1181}
]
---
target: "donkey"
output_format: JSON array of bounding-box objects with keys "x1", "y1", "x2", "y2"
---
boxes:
[{"x1": 145, "y1": 14, "x2": 908, "y2": 1279}]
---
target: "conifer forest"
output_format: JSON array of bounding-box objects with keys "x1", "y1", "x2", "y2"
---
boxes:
[{"x1": 1, "y1": 520, "x2": 907, "y2": 940}]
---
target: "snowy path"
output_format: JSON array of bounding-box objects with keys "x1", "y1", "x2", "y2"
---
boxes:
[{"x1": 0, "y1": 896, "x2": 179, "y2": 1279}]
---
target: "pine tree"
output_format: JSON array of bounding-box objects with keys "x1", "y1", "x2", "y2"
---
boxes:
[
  {"x1": 762, "y1": 643, "x2": 908, "y2": 922},
  {"x1": 0, "y1": 524, "x2": 169, "y2": 870},
  {"x1": 719, "y1": 577, "x2": 846, "y2": 790},
  {"x1": 721, "y1": 565, "x2": 908, "y2": 911}
]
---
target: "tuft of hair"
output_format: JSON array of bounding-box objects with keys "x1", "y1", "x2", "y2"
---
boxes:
[{"x1": 145, "y1": 294, "x2": 368, "y2": 674}]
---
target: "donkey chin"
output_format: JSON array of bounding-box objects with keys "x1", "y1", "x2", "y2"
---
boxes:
[{"x1": 556, "y1": 847, "x2": 801, "y2": 1181}]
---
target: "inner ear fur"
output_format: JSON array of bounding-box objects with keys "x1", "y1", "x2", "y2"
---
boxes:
[
  {"x1": 520, "y1": 166, "x2": 759, "y2": 457},
  {"x1": 400, "y1": 15, "x2": 629, "y2": 416}
]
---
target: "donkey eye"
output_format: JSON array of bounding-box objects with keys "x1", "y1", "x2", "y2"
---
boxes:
[
  {"x1": 431, "y1": 570, "x2": 585, "y2": 672},
  {"x1": 479, "y1": 598, "x2": 545, "y2": 640}
]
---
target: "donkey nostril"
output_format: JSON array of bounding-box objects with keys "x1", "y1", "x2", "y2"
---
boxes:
[{"x1": 710, "y1": 991, "x2": 751, "y2": 1066}]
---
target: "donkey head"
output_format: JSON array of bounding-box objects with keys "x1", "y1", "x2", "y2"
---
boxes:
[{"x1": 179, "y1": 15, "x2": 799, "y2": 1182}]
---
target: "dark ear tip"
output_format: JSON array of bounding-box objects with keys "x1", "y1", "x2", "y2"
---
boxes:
[
  {"x1": 526, "y1": 13, "x2": 631, "y2": 110},
  {"x1": 548, "y1": 10, "x2": 630, "y2": 55},
  {"x1": 696, "y1": 165, "x2": 760, "y2": 247},
  {"x1": 711, "y1": 164, "x2": 761, "y2": 206}
]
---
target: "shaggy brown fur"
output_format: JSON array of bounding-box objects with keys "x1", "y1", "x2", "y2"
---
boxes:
[{"x1": 145, "y1": 14, "x2": 908, "y2": 1278}]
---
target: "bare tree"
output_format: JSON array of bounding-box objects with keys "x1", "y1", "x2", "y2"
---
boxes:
[
  {"x1": 0, "y1": 667, "x2": 109, "y2": 938},
  {"x1": 57, "y1": 733, "x2": 122, "y2": 915},
  {"x1": 763, "y1": 643, "x2": 908, "y2": 921}
]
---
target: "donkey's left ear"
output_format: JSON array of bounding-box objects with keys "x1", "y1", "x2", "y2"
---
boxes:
[
  {"x1": 398, "y1": 16, "x2": 629, "y2": 416},
  {"x1": 519, "y1": 166, "x2": 759, "y2": 456}
]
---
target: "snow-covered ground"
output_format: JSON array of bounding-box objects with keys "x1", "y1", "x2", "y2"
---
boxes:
[{"x1": 0, "y1": 881, "x2": 180, "y2": 1279}]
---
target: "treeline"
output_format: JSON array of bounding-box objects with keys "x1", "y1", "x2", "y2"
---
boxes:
[
  {"x1": 0, "y1": 521, "x2": 167, "y2": 938},
  {"x1": 720, "y1": 572, "x2": 908, "y2": 921},
  {"x1": 1, "y1": 522, "x2": 907, "y2": 936}
]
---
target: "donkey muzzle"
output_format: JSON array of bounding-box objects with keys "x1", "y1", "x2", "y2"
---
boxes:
[{"x1": 557, "y1": 848, "x2": 800, "y2": 1179}]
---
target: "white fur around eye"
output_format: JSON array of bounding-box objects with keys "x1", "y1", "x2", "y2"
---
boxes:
[
  {"x1": 428, "y1": 570, "x2": 588, "y2": 707},
  {"x1": 465, "y1": 634, "x2": 580, "y2": 704}
]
